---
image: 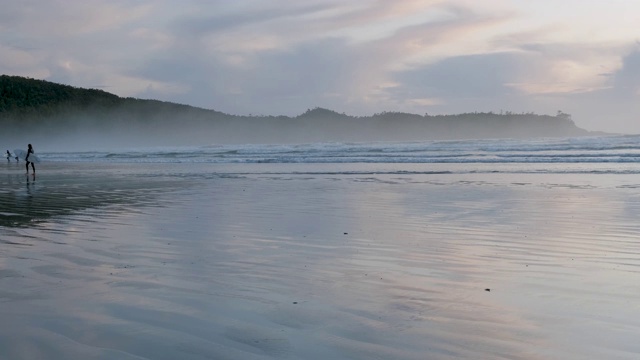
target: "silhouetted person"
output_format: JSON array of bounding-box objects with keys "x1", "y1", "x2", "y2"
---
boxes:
[
  {"x1": 6, "y1": 150, "x2": 10, "y2": 162},
  {"x1": 25, "y1": 144, "x2": 35, "y2": 174}
]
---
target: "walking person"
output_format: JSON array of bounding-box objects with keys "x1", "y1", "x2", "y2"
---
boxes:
[{"x1": 25, "y1": 144, "x2": 35, "y2": 174}]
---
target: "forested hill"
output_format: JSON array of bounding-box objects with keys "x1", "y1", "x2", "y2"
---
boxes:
[
  {"x1": 0, "y1": 75, "x2": 222, "y2": 123},
  {"x1": 0, "y1": 75, "x2": 593, "y2": 147}
]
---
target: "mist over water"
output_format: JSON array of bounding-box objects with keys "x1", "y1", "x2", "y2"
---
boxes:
[{"x1": 1, "y1": 104, "x2": 598, "y2": 153}]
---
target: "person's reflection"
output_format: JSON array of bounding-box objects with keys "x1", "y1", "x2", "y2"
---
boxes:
[{"x1": 26, "y1": 173, "x2": 35, "y2": 195}]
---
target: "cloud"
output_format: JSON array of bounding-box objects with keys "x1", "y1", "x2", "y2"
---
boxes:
[
  {"x1": 565, "y1": 45, "x2": 640, "y2": 132},
  {"x1": 123, "y1": 1, "x2": 466, "y2": 114},
  {"x1": 395, "y1": 52, "x2": 520, "y2": 98},
  {"x1": 0, "y1": 44, "x2": 42, "y2": 74},
  {"x1": 612, "y1": 47, "x2": 640, "y2": 97},
  {"x1": 0, "y1": 0, "x2": 639, "y2": 132},
  {"x1": 386, "y1": 51, "x2": 540, "y2": 116},
  {"x1": 172, "y1": 2, "x2": 336, "y2": 36},
  {"x1": 1, "y1": 0, "x2": 150, "y2": 37},
  {"x1": 0, "y1": 0, "x2": 158, "y2": 91}
]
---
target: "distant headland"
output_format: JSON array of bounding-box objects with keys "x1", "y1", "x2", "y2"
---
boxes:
[{"x1": 0, "y1": 75, "x2": 600, "y2": 147}]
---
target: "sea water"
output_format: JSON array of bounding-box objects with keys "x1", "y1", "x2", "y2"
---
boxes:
[{"x1": 39, "y1": 135, "x2": 640, "y2": 169}]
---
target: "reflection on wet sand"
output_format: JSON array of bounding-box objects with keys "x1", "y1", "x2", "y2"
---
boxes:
[
  {"x1": 0, "y1": 166, "x2": 183, "y2": 228},
  {"x1": 1, "y1": 163, "x2": 640, "y2": 359}
]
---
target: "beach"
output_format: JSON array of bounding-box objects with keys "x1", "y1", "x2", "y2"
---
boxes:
[{"x1": 1, "y1": 160, "x2": 640, "y2": 359}]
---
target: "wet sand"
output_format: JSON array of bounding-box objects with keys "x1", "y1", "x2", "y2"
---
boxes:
[{"x1": 1, "y1": 162, "x2": 640, "y2": 359}]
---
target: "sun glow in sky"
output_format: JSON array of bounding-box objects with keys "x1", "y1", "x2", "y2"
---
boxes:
[{"x1": 1, "y1": 0, "x2": 639, "y2": 132}]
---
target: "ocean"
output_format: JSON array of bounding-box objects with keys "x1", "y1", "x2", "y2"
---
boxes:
[{"x1": 40, "y1": 134, "x2": 640, "y2": 169}]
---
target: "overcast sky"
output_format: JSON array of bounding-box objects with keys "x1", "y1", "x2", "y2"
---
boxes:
[{"x1": 1, "y1": 0, "x2": 638, "y2": 133}]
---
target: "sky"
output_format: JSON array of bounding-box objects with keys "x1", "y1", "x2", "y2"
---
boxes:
[{"x1": 1, "y1": 0, "x2": 638, "y2": 133}]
